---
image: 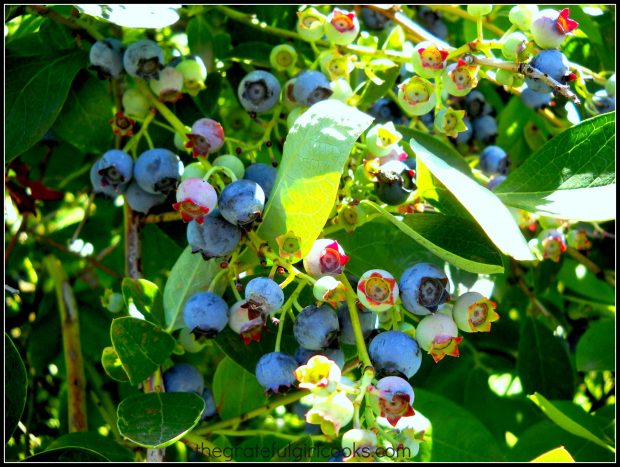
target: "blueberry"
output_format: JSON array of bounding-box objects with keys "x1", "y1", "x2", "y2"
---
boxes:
[
  {"x1": 338, "y1": 302, "x2": 377, "y2": 346},
  {"x1": 591, "y1": 92, "x2": 616, "y2": 114},
  {"x1": 399, "y1": 263, "x2": 451, "y2": 315},
  {"x1": 368, "y1": 98, "x2": 405, "y2": 124},
  {"x1": 293, "y1": 70, "x2": 333, "y2": 106},
  {"x1": 479, "y1": 145, "x2": 508, "y2": 175},
  {"x1": 487, "y1": 175, "x2": 507, "y2": 191},
  {"x1": 472, "y1": 115, "x2": 497, "y2": 145},
  {"x1": 415, "y1": 313, "x2": 461, "y2": 362},
  {"x1": 125, "y1": 181, "x2": 167, "y2": 214},
  {"x1": 374, "y1": 162, "x2": 416, "y2": 206},
  {"x1": 123, "y1": 39, "x2": 164, "y2": 80},
  {"x1": 243, "y1": 163, "x2": 277, "y2": 199},
  {"x1": 238, "y1": 70, "x2": 281, "y2": 114},
  {"x1": 96, "y1": 149, "x2": 133, "y2": 190},
  {"x1": 133, "y1": 148, "x2": 183, "y2": 195},
  {"x1": 90, "y1": 163, "x2": 121, "y2": 198},
  {"x1": 521, "y1": 87, "x2": 552, "y2": 109},
  {"x1": 455, "y1": 117, "x2": 473, "y2": 144},
  {"x1": 213, "y1": 155, "x2": 246, "y2": 181},
  {"x1": 201, "y1": 387, "x2": 217, "y2": 420},
  {"x1": 244, "y1": 277, "x2": 284, "y2": 316},
  {"x1": 187, "y1": 215, "x2": 242, "y2": 260},
  {"x1": 186, "y1": 118, "x2": 225, "y2": 158},
  {"x1": 464, "y1": 90, "x2": 491, "y2": 119},
  {"x1": 149, "y1": 66, "x2": 184, "y2": 102},
  {"x1": 89, "y1": 38, "x2": 125, "y2": 79},
  {"x1": 303, "y1": 239, "x2": 349, "y2": 278},
  {"x1": 525, "y1": 50, "x2": 571, "y2": 94},
  {"x1": 183, "y1": 291, "x2": 230, "y2": 340},
  {"x1": 255, "y1": 351, "x2": 298, "y2": 395},
  {"x1": 531, "y1": 8, "x2": 578, "y2": 50},
  {"x1": 368, "y1": 330, "x2": 422, "y2": 379},
  {"x1": 218, "y1": 179, "x2": 266, "y2": 228},
  {"x1": 294, "y1": 305, "x2": 340, "y2": 351},
  {"x1": 163, "y1": 363, "x2": 204, "y2": 395},
  {"x1": 361, "y1": 7, "x2": 388, "y2": 30}
]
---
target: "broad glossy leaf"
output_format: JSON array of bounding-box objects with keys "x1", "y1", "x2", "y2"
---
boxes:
[
  {"x1": 528, "y1": 393, "x2": 614, "y2": 452},
  {"x1": 6, "y1": 50, "x2": 87, "y2": 160},
  {"x1": 117, "y1": 392, "x2": 204, "y2": 449},
  {"x1": 122, "y1": 277, "x2": 164, "y2": 326},
  {"x1": 23, "y1": 447, "x2": 109, "y2": 462},
  {"x1": 411, "y1": 138, "x2": 535, "y2": 260},
  {"x1": 360, "y1": 201, "x2": 504, "y2": 274},
  {"x1": 53, "y1": 74, "x2": 114, "y2": 154},
  {"x1": 212, "y1": 357, "x2": 268, "y2": 420},
  {"x1": 510, "y1": 420, "x2": 614, "y2": 462},
  {"x1": 163, "y1": 247, "x2": 227, "y2": 332},
  {"x1": 101, "y1": 346, "x2": 129, "y2": 382},
  {"x1": 357, "y1": 63, "x2": 400, "y2": 108},
  {"x1": 256, "y1": 100, "x2": 373, "y2": 259},
  {"x1": 110, "y1": 317, "x2": 175, "y2": 385},
  {"x1": 557, "y1": 258, "x2": 615, "y2": 304},
  {"x1": 517, "y1": 317, "x2": 575, "y2": 400},
  {"x1": 414, "y1": 388, "x2": 505, "y2": 461},
  {"x1": 575, "y1": 319, "x2": 615, "y2": 372},
  {"x1": 227, "y1": 41, "x2": 273, "y2": 65},
  {"x1": 47, "y1": 432, "x2": 134, "y2": 462},
  {"x1": 494, "y1": 113, "x2": 615, "y2": 221},
  {"x1": 531, "y1": 446, "x2": 575, "y2": 462},
  {"x1": 5, "y1": 333, "x2": 28, "y2": 442}
]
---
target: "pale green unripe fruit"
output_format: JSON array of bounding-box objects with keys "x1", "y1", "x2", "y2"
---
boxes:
[
  {"x1": 415, "y1": 313, "x2": 458, "y2": 352},
  {"x1": 174, "y1": 126, "x2": 192, "y2": 152},
  {"x1": 467, "y1": 5, "x2": 492, "y2": 17},
  {"x1": 122, "y1": 88, "x2": 150, "y2": 119},
  {"x1": 180, "y1": 327, "x2": 208, "y2": 353},
  {"x1": 181, "y1": 162, "x2": 207, "y2": 181},
  {"x1": 287, "y1": 106, "x2": 305, "y2": 129},
  {"x1": 213, "y1": 155, "x2": 245, "y2": 180},
  {"x1": 496, "y1": 69, "x2": 516, "y2": 87},
  {"x1": 509, "y1": 5, "x2": 539, "y2": 31},
  {"x1": 501, "y1": 32, "x2": 528, "y2": 61},
  {"x1": 606, "y1": 74, "x2": 616, "y2": 98}
]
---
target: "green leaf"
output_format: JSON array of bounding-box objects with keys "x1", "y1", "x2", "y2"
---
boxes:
[
  {"x1": 5, "y1": 50, "x2": 87, "y2": 161},
  {"x1": 47, "y1": 432, "x2": 134, "y2": 462},
  {"x1": 414, "y1": 388, "x2": 505, "y2": 461},
  {"x1": 52, "y1": 74, "x2": 114, "y2": 154},
  {"x1": 5, "y1": 333, "x2": 28, "y2": 442},
  {"x1": 357, "y1": 63, "x2": 400, "y2": 108},
  {"x1": 122, "y1": 277, "x2": 164, "y2": 325},
  {"x1": 271, "y1": 436, "x2": 314, "y2": 462},
  {"x1": 557, "y1": 258, "x2": 615, "y2": 304},
  {"x1": 212, "y1": 357, "x2": 269, "y2": 420},
  {"x1": 494, "y1": 113, "x2": 616, "y2": 221},
  {"x1": 510, "y1": 420, "x2": 614, "y2": 462},
  {"x1": 410, "y1": 138, "x2": 535, "y2": 260},
  {"x1": 517, "y1": 317, "x2": 575, "y2": 400},
  {"x1": 117, "y1": 392, "x2": 204, "y2": 449},
  {"x1": 227, "y1": 41, "x2": 273, "y2": 65},
  {"x1": 163, "y1": 247, "x2": 227, "y2": 332},
  {"x1": 531, "y1": 446, "x2": 575, "y2": 462},
  {"x1": 187, "y1": 14, "x2": 213, "y2": 59},
  {"x1": 360, "y1": 201, "x2": 504, "y2": 274},
  {"x1": 22, "y1": 447, "x2": 109, "y2": 462},
  {"x1": 401, "y1": 128, "x2": 474, "y2": 176},
  {"x1": 110, "y1": 317, "x2": 175, "y2": 385},
  {"x1": 256, "y1": 100, "x2": 373, "y2": 258},
  {"x1": 528, "y1": 393, "x2": 614, "y2": 453},
  {"x1": 575, "y1": 319, "x2": 615, "y2": 372},
  {"x1": 101, "y1": 346, "x2": 129, "y2": 382}
]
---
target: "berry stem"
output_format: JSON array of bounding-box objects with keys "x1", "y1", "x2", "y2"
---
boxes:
[
  {"x1": 123, "y1": 108, "x2": 157, "y2": 154},
  {"x1": 274, "y1": 281, "x2": 305, "y2": 352},
  {"x1": 135, "y1": 79, "x2": 190, "y2": 139},
  {"x1": 203, "y1": 165, "x2": 238, "y2": 184},
  {"x1": 476, "y1": 17, "x2": 484, "y2": 42},
  {"x1": 338, "y1": 273, "x2": 373, "y2": 369}
]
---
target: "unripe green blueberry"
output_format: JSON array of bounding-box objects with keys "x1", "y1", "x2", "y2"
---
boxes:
[
  {"x1": 282, "y1": 78, "x2": 299, "y2": 112},
  {"x1": 174, "y1": 57, "x2": 207, "y2": 96},
  {"x1": 287, "y1": 106, "x2": 305, "y2": 129},
  {"x1": 179, "y1": 326, "x2": 208, "y2": 353},
  {"x1": 452, "y1": 292, "x2": 499, "y2": 333},
  {"x1": 509, "y1": 5, "x2": 539, "y2": 31},
  {"x1": 443, "y1": 60, "x2": 479, "y2": 97},
  {"x1": 357, "y1": 269, "x2": 399, "y2": 312},
  {"x1": 122, "y1": 88, "x2": 150, "y2": 119},
  {"x1": 329, "y1": 78, "x2": 354, "y2": 103},
  {"x1": 411, "y1": 41, "x2": 450, "y2": 79},
  {"x1": 213, "y1": 155, "x2": 245, "y2": 180},
  {"x1": 415, "y1": 313, "x2": 462, "y2": 363},
  {"x1": 501, "y1": 32, "x2": 528, "y2": 61},
  {"x1": 606, "y1": 74, "x2": 616, "y2": 98},
  {"x1": 296, "y1": 7, "x2": 326, "y2": 42},
  {"x1": 467, "y1": 5, "x2": 492, "y2": 17},
  {"x1": 102, "y1": 289, "x2": 124, "y2": 313},
  {"x1": 365, "y1": 122, "x2": 403, "y2": 157},
  {"x1": 313, "y1": 276, "x2": 346, "y2": 306},
  {"x1": 149, "y1": 66, "x2": 184, "y2": 102},
  {"x1": 305, "y1": 391, "x2": 354, "y2": 437},
  {"x1": 496, "y1": 69, "x2": 516, "y2": 87},
  {"x1": 174, "y1": 126, "x2": 192, "y2": 152},
  {"x1": 270, "y1": 44, "x2": 298, "y2": 72},
  {"x1": 398, "y1": 76, "x2": 436, "y2": 116},
  {"x1": 181, "y1": 162, "x2": 207, "y2": 181},
  {"x1": 324, "y1": 8, "x2": 360, "y2": 46},
  {"x1": 341, "y1": 429, "x2": 377, "y2": 461}
]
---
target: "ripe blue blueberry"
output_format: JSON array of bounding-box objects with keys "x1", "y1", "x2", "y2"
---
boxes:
[
  {"x1": 521, "y1": 87, "x2": 552, "y2": 109},
  {"x1": 464, "y1": 90, "x2": 491, "y2": 119},
  {"x1": 90, "y1": 163, "x2": 122, "y2": 198},
  {"x1": 368, "y1": 98, "x2": 406, "y2": 125},
  {"x1": 244, "y1": 163, "x2": 278, "y2": 199},
  {"x1": 201, "y1": 387, "x2": 217, "y2": 420},
  {"x1": 294, "y1": 305, "x2": 340, "y2": 351},
  {"x1": 125, "y1": 181, "x2": 167, "y2": 214},
  {"x1": 479, "y1": 145, "x2": 508, "y2": 176},
  {"x1": 244, "y1": 277, "x2": 284, "y2": 316},
  {"x1": 293, "y1": 70, "x2": 333, "y2": 106},
  {"x1": 187, "y1": 215, "x2": 242, "y2": 260},
  {"x1": 455, "y1": 117, "x2": 473, "y2": 144},
  {"x1": 134, "y1": 148, "x2": 184, "y2": 195},
  {"x1": 525, "y1": 50, "x2": 573, "y2": 94},
  {"x1": 183, "y1": 291, "x2": 230, "y2": 340},
  {"x1": 338, "y1": 302, "x2": 377, "y2": 346},
  {"x1": 123, "y1": 39, "x2": 164, "y2": 80},
  {"x1": 163, "y1": 363, "x2": 204, "y2": 395},
  {"x1": 95, "y1": 149, "x2": 133, "y2": 190},
  {"x1": 399, "y1": 263, "x2": 451, "y2": 315},
  {"x1": 89, "y1": 38, "x2": 124, "y2": 79},
  {"x1": 374, "y1": 161, "x2": 416, "y2": 206},
  {"x1": 255, "y1": 351, "x2": 298, "y2": 395},
  {"x1": 218, "y1": 179, "x2": 266, "y2": 228},
  {"x1": 368, "y1": 330, "x2": 422, "y2": 379},
  {"x1": 417, "y1": 6, "x2": 448, "y2": 39},
  {"x1": 361, "y1": 7, "x2": 388, "y2": 30},
  {"x1": 591, "y1": 91, "x2": 616, "y2": 114},
  {"x1": 472, "y1": 115, "x2": 498, "y2": 145},
  {"x1": 238, "y1": 70, "x2": 281, "y2": 114}
]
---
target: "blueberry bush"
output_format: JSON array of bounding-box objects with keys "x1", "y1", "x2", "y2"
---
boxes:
[{"x1": 5, "y1": 4, "x2": 616, "y2": 463}]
